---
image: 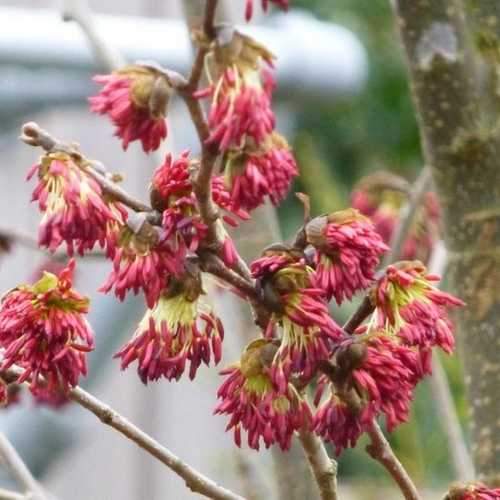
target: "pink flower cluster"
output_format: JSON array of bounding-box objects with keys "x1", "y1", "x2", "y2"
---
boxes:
[
  {"x1": 447, "y1": 483, "x2": 500, "y2": 500},
  {"x1": 215, "y1": 340, "x2": 311, "y2": 450},
  {"x1": 252, "y1": 249, "x2": 342, "y2": 388},
  {"x1": 196, "y1": 32, "x2": 298, "y2": 212},
  {"x1": 116, "y1": 286, "x2": 224, "y2": 383},
  {"x1": 313, "y1": 334, "x2": 423, "y2": 454},
  {"x1": 90, "y1": 65, "x2": 170, "y2": 153},
  {"x1": 373, "y1": 261, "x2": 464, "y2": 353},
  {"x1": 28, "y1": 152, "x2": 127, "y2": 256},
  {"x1": 306, "y1": 209, "x2": 388, "y2": 304},
  {"x1": 0, "y1": 261, "x2": 94, "y2": 399}
]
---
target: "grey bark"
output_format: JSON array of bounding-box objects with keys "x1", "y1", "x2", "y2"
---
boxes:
[{"x1": 392, "y1": 0, "x2": 500, "y2": 486}]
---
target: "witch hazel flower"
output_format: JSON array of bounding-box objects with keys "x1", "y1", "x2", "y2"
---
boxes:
[
  {"x1": 100, "y1": 217, "x2": 185, "y2": 308},
  {"x1": 28, "y1": 152, "x2": 127, "y2": 257},
  {"x1": 373, "y1": 261, "x2": 464, "y2": 353},
  {"x1": 313, "y1": 387, "x2": 373, "y2": 456},
  {"x1": 215, "y1": 339, "x2": 312, "y2": 450},
  {"x1": 0, "y1": 260, "x2": 94, "y2": 398},
  {"x1": 313, "y1": 333, "x2": 420, "y2": 453},
  {"x1": 115, "y1": 272, "x2": 224, "y2": 383},
  {"x1": 90, "y1": 64, "x2": 171, "y2": 153},
  {"x1": 305, "y1": 208, "x2": 388, "y2": 305},
  {"x1": 446, "y1": 483, "x2": 500, "y2": 500},
  {"x1": 196, "y1": 31, "x2": 276, "y2": 152},
  {"x1": 252, "y1": 248, "x2": 342, "y2": 388},
  {"x1": 211, "y1": 176, "x2": 250, "y2": 227},
  {"x1": 222, "y1": 133, "x2": 298, "y2": 211},
  {"x1": 245, "y1": 0, "x2": 290, "y2": 22}
]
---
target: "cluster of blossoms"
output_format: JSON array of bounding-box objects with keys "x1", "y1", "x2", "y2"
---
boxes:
[
  {"x1": 116, "y1": 271, "x2": 223, "y2": 383},
  {"x1": 90, "y1": 65, "x2": 171, "y2": 153},
  {"x1": 351, "y1": 171, "x2": 441, "y2": 263},
  {"x1": 0, "y1": 261, "x2": 93, "y2": 403},
  {"x1": 305, "y1": 208, "x2": 389, "y2": 304},
  {"x1": 215, "y1": 339, "x2": 311, "y2": 450},
  {"x1": 28, "y1": 151, "x2": 127, "y2": 256},
  {"x1": 195, "y1": 29, "x2": 298, "y2": 212},
  {"x1": 446, "y1": 483, "x2": 500, "y2": 500}
]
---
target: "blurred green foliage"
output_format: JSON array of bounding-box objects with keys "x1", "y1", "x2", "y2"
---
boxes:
[{"x1": 280, "y1": 0, "x2": 470, "y2": 489}]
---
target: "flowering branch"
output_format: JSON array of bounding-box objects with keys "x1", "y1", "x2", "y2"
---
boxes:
[
  {"x1": 366, "y1": 421, "x2": 421, "y2": 500},
  {"x1": 0, "y1": 432, "x2": 46, "y2": 500},
  {"x1": 298, "y1": 429, "x2": 338, "y2": 500},
  {"x1": 1, "y1": 366, "x2": 243, "y2": 500},
  {"x1": 20, "y1": 122, "x2": 153, "y2": 214}
]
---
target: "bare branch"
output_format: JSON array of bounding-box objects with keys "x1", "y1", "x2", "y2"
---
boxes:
[
  {"x1": 60, "y1": 0, "x2": 126, "y2": 71},
  {"x1": 0, "y1": 433, "x2": 46, "y2": 500},
  {"x1": 298, "y1": 429, "x2": 338, "y2": 500},
  {"x1": 366, "y1": 421, "x2": 421, "y2": 500},
  {"x1": 382, "y1": 166, "x2": 433, "y2": 267},
  {"x1": 2, "y1": 367, "x2": 243, "y2": 500},
  {"x1": 0, "y1": 488, "x2": 27, "y2": 500}
]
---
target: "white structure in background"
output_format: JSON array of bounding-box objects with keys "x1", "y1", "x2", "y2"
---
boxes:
[{"x1": 0, "y1": 6, "x2": 367, "y2": 109}]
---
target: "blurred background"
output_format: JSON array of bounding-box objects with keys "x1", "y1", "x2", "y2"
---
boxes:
[{"x1": 0, "y1": 0, "x2": 468, "y2": 498}]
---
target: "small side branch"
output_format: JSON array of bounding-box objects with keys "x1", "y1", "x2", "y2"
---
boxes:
[
  {"x1": 366, "y1": 421, "x2": 421, "y2": 500},
  {"x1": 2, "y1": 367, "x2": 243, "y2": 500},
  {"x1": 0, "y1": 433, "x2": 46, "y2": 500},
  {"x1": 61, "y1": 0, "x2": 126, "y2": 72},
  {"x1": 298, "y1": 429, "x2": 338, "y2": 500},
  {"x1": 382, "y1": 166, "x2": 433, "y2": 266}
]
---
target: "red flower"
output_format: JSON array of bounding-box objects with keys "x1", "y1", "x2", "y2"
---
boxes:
[
  {"x1": 100, "y1": 223, "x2": 184, "y2": 308},
  {"x1": 0, "y1": 260, "x2": 94, "y2": 397},
  {"x1": 223, "y1": 134, "x2": 298, "y2": 211},
  {"x1": 245, "y1": 0, "x2": 289, "y2": 21},
  {"x1": 373, "y1": 262, "x2": 464, "y2": 353},
  {"x1": 115, "y1": 278, "x2": 223, "y2": 383},
  {"x1": 351, "y1": 335, "x2": 420, "y2": 431},
  {"x1": 27, "y1": 152, "x2": 127, "y2": 256},
  {"x1": 252, "y1": 250, "x2": 342, "y2": 387},
  {"x1": 306, "y1": 209, "x2": 388, "y2": 304},
  {"x1": 446, "y1": 483, "x2": 500, "y2": 500},
  {"x1": 211, "y1": 176, "x2": 250, "y2": 227},
  {"x1": 151, "y1": 152, "x2": 193, "y2": 205},
  {"x1": 196, "y1": 33, "x2": 276, "y2": 153},
  {"x1": 313, "y1": 334, "x2": 421, "y2": 453},
  {"x1": 89, "y1": 65, "x2": 170, "y2": 153},
  {"x1": 313, "y1": 388, "x2": 373, "y2": 456},
  {"x1": 215, "y1": 340, "x2": 311, "y2": 450}
]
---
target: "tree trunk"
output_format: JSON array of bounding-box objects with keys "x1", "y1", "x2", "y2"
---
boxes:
[{"x1": 392, "y1": 0, "x2": 500, "y2": 486}]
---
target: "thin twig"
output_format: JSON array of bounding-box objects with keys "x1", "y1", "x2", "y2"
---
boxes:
[
  {"x1": 427, "y1": 241, "x2": 474, "y2": 481},
  {"x1": 382, "y1": 166, "x2": 433, "y2": 267},
  {"x1": 0, "y1": 433, "x2": 46, "y2": 500},
  {"x1": 366, "y1": 421, "x2": 421, "y2": 500},
  {"x1": 61, "y1": 0, "x2": 126, "y2": 71},
  {"x1": 2, "y1": 367, "x2": 243, "y2": 500},
  {"x1": 298, "y1": 429, "x2": 338, "y2": 500}
]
